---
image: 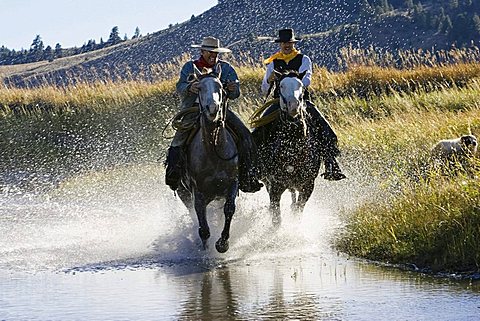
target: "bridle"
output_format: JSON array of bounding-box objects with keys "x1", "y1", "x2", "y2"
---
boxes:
[
  {"x1": 197, "y1": 74, "x2": 237, "y2": 161},
  {"x1": 196, "y1": 74, "x2": 228, "y2": 126},
  {"x1": 276, "y1": 74, "x2": 308, "y2": 136}
]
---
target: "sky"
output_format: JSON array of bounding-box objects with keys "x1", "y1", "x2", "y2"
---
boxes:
[{"x1": 0, "y1": 0, "x2": 218, "y2": 50}]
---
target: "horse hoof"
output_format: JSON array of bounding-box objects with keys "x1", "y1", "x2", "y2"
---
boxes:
[{"x1": 215, "y1": 239, "x2": 229, "y2": 253}]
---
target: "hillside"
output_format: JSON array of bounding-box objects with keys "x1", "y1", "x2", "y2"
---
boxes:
[{"x1": 2, "y1": 0, "x2": 480, "y2": 87}]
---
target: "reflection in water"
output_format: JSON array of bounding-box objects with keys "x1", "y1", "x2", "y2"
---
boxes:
[
  {"x1": 255, "y1": 264, "x2": 341, "y2": 320},
  {"x1": 169, "y1": 257, "x2": 479, "y2": 321},
  {"x1": 1, "y1": 164, "x2": 479, "y2": 320},
  {"x1": 175, "y1": 263, "x2": 337, "y2": 321},
  {"x1": 178, "y1": 267, "x2": 238, "y2": 320}
]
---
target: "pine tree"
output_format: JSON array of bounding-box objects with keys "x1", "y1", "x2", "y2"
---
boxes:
[
  {"x1": 133, "y1": 27, "x2": 141, "y2": 39},
  {"x1": 29, "y1": 35, "x2": 44, "y2": 61},
  {"x1": 54, "y1": 43, "x2": 62, "y2": 58},
  {"x1": 44, "y1": 45, "x2": 54, "y2": 62},
  {"x1": 30, "y1": 35, "x2": 44, "y2": 51},
  {"x1": 107, "y1": 26, "x2": 122, "y2": 45}
]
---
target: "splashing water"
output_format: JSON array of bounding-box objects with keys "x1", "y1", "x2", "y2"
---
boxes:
[{"x1": 0, "y1": 163, "x2": 352, "y2": 273}]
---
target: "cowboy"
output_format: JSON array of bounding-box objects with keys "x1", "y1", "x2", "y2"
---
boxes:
[
  {"x1": 257, "y1": 28, "x2": 346, "y2": 181},
  {"x1": 165, "y1": 36, "x2": 263, "y2": 192}
]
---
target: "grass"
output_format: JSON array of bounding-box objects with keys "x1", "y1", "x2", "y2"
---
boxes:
[
  {"x1": 336, "y1": 172, "x2": 480, "y2": 273},
  {"x1": 1, "y1": 59, "x2": 479, "y2": 273}
]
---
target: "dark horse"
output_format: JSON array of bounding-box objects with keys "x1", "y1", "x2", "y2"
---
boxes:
[
  {"x1": 176, "y1": 65, "x2": 239, "y2": 253},
  {"x1": 252, "y1": 72, "x2": 322, "y2": 225}
]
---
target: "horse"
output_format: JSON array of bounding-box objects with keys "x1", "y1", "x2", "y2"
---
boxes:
[
  {"x1": 176, "y1": 65, "x2": 240, "y2": 253},
  {"x1": 251, "y1": 71, "x2": 323, "y2": 225}
]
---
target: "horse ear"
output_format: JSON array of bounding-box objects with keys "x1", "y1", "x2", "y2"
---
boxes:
[{"x1": 215, "y1": 64, "x2": 222, "y2": 79}]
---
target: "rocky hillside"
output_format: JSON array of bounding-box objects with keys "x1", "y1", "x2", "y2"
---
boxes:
[{"x1": 2, "y1": 0, "x2": 479, "y2": 87}]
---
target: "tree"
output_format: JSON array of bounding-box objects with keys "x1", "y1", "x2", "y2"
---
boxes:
[
  {"x1": 30, "y1": 35, "x2": 44, "y2": 51},
  {"x1": 107, "y1": 26, "x2": 122, "y2": 45},
  {"x1": 44, "y1": 45, "x2": 54, "y2": 62},
  {"x1": 132, "y1": 27, "x2": 141, "y2": 39},
  {"x1": 54, "y1": 43, "x2": 62, "y2": 58},
  {"x1": 29, "y1": 35, "x2": 44, "y2": 61}
]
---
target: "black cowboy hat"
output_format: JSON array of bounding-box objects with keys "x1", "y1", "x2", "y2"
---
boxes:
[{"x1": 274, "y1": 28, "x2": 301, "y2": 43}]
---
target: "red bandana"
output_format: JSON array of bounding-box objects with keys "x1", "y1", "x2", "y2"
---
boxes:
[{"x1": 194, "y1": 56, "x2": 214, "y2": 70}]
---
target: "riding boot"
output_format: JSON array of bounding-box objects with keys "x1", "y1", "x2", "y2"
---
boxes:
[
  {"x1": 306, "y1": 101, "x2": 347, "y2": 181},
  {"x1": 322, "y1": 156, "x2": 347, "y2": 181},
  {"x1": 238, "y1": 152, "x2": 263, "y2": 193},
  {"x1": 165, "y1": 146, "x2": 184, "y2": 190},
  {"x1": 226, "y1": 111, "x2": 263, "y2": 193}
]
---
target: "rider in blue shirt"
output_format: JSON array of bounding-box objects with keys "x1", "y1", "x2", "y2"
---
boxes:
[{"x1": 165, "y1": 36, "x2": 263, "y2": 193}]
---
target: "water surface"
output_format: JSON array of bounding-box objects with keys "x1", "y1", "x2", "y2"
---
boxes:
[{"x1": 1, "y1": 165, "x2": 479, "y2": 320}]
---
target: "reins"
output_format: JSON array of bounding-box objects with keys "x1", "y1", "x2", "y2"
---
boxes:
[
  {"x1": 166, "y1": 76, "x2": 238, "y2": 161},
  {"x1": 212, "y1": 91, "x2": 238, "y2": 161},
  {"x1": 249, "y1": 98, "x2": 280, "y2": 128}
]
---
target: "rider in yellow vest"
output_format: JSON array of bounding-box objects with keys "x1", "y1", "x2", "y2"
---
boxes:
[{"x1": 258, "y1": 28, "x2": 346, "y2": 181}]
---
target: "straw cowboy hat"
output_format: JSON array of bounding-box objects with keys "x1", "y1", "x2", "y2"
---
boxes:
[
  {"x1": 191, "y1": 36, "x2": 231, "y2": 53},
  {"x1": 274, "y1": 28, "x2": 301, "y2": 43}
]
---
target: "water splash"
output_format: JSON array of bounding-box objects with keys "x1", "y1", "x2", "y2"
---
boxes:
[{"x1": 0, "y1": 161, "x2": 363, "y2": 273}]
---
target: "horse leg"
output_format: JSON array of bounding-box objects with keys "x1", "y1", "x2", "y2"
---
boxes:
[
  {"x1": 216, "y1": 181, "x2": 239, "y2": 253},
  {"x1": 194, "y1": 191, "x2": 210, "y2": 250},
  {"x1": 176, "y1": 183, "x2": 193, "y2": 211},
  {"x1": 269, "y1": 184, "x2": 284, "y2": 227},
  {"x1": 293, "y1": 180, "x2": 315, "y2": 215},
  {"x1": 289, "y1": 189, "x2": 297, "y2": 208}
]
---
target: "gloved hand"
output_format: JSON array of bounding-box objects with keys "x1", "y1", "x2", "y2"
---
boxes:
[
  {"x1": 189, "y1": 81, "x2": 200, "y2": 94},
  {"x1": 225, "y1": 80, "x2": 238, "y2": 93},
  {"x1": 267, "y1": 72, "x2": 277, "y2": 84}
]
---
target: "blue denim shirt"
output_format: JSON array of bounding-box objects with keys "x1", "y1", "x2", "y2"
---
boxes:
[{"x1": 175, "y1": 60, "x2": 240, "y2": 110}]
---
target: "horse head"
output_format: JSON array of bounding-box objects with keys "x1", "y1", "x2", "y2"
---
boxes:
[
  {"x1": 276, "y1": 71, "x2": 305, "y2": 118},
  {"x1": 191, "y1": 64, "x2": 225, "y2": 124}
]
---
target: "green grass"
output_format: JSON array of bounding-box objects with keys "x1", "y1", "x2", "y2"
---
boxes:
[{"x1": 336, "y1": 172, "x2": 480, "y2": 273}]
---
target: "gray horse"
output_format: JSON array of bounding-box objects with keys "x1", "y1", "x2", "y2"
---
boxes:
[{"x1": 176, "y1": 66, "x2": 239, "y2": 253}]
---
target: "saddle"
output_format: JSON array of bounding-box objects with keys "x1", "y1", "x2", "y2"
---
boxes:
[{"x1": 171, "y1": 106, "x2": 239, "y2": 147}]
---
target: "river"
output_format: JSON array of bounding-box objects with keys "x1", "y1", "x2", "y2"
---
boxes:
[{"x1": 1, "y1": 164, "x2": 479, "y2": 320}]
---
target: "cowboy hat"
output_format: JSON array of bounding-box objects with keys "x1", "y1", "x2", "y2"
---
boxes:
[
  {"x1": 191, "y1": 36, "x2": 231, "y2": 53},
  {"x1": 274, "y1": 28, "x2": 301, "y2": 43}
]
